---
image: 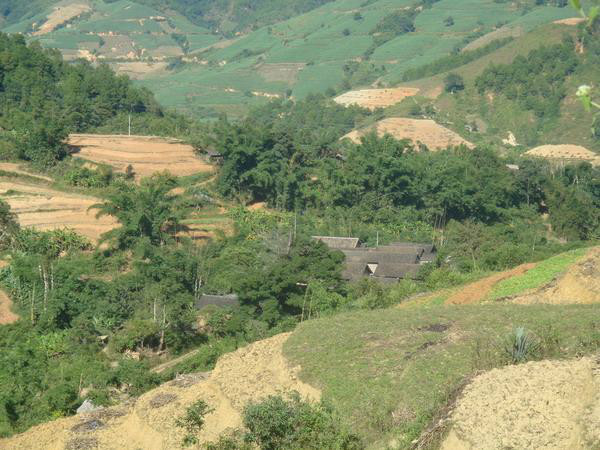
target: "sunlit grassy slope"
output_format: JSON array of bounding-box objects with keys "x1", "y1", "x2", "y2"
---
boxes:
[{"x1": 284, "y1": 303, "x2": 600, "y2": 450}]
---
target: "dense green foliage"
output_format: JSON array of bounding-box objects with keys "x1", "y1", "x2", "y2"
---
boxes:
[
  {"x1": 210, "y1": 98, "x2": 599, "y2": 242},
  {"x1": 0, "y1": 33, "x2": 184, "y2": 166},
  {"x1": 475, "y1": 40, "x2": 578, "y2": 118}
]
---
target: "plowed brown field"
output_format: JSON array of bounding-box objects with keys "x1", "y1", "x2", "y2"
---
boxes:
[
  {"x1": 68, "y1": 134, "x2": 214, "y2": 179},
  {"x1": 0, "y1": 180, "x2": 117, "y2": 241},
  {"x1": 334, "y1": 88, "x2": 420, "y2": 110},
  {"x1": 343, "y1": 118, "x2": 474, "y2": 150}
]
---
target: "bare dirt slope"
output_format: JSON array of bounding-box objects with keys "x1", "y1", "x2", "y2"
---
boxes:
[
  {"x1": 511, "y1": 247, "x2": 600, "y2": 305},
  {"x1": 0, "y1": 260, "x2": 18, "y2": 325},
  {"x1": 334, "y1": 88, "x2": 420, "y2": 110},
  {"x1": 525, "y1": 144, "x2": 600, "y2": 166},
  {"x1": 445, "y1": 263, "x2": 536, "y2": 305},
  {"x1": 0, "y1": 333, "x2": 320, "y2": 450},
  {"x1": 554, "y1": 17, "x2": 586, "y2": 25},
  {"x1": 343, "y1": 118, "x2": 474, "y2": 150},
  {"x1": 0, "y1": 180, "x2": 117, "y2": 241},
  {"x1": 68, "y1": 134, "x2": 214, "y2": 179},
  {"x1": 441, "y1": 356, "x2": 600, "y2": 450},
  {"x1": 0, "y1": 289, "x2": 18, "y2": 325}
]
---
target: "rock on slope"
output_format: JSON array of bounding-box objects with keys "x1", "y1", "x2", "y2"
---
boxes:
[
  {"x1": 441, "y1": 357, "x2": 600, "y2": 450},
  {"x1": 0, "y1": 333, "x2": 320, "y2": 450}
]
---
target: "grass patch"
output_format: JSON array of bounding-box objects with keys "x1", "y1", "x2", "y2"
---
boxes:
[
  {"x1": 488, "y1": 247, "x2": 589, "y2": 300},
  {"x1": 284, "y1": 303, "x2": 600, "y2": 449}
]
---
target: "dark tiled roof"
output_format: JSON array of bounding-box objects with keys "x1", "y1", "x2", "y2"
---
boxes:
[
  {"x1": 339, "y1": 243, "x2": 436, "y2": 282},
  {"x1": 195, "y1": 294, "x2": 239, "y2": 309}
]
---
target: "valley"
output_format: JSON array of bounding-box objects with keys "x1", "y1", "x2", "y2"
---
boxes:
[{"x1": 0, "y1": 1, "x2": 598, "y2": 449}]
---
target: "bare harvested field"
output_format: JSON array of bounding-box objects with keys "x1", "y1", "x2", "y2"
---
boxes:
[
  {"x1": 33, "y1": 2, "x2": 91, "y2": 36},
  {"x1": 0, "y1": 180, "x2": 117, "y2": 241},
  {"x1": 111, "y1": 62, "x2": 169, "y2": 80},
  {"x1": 334, "y1": 88, "x2": 420, "y2": 110},
  {"x1": 525, "y1": 144, "x2": 600, "y2": 166},
  {"x1": 343, "y1": 118, "x2": 475, "y2": 150},
  {"x1": 554, "y1": 17, "x2": 586, "y2": 25},
  {"x1": 68, "y1": 134, "x2": 214, "y2": 179}
]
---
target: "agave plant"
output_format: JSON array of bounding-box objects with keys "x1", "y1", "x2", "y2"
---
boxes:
[{"x1": 505, "y1": 327, "x2": 540, "y2": 364}]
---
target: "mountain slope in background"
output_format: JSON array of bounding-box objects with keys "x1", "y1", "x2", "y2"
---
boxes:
[
  {"x1": 1, "y1": 0, "x2": 598, "y2": 151},
  {"x1": 1, "y1": 0, "x2": 574, "y2": 114}
]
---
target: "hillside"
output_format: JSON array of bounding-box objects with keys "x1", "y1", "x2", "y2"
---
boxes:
[
  {"x1": 1, "y1": 247, "x2": 599, "y2": 450},
  {"x1": 1, "y1": 0, "x2": 576, "y2": 117}
]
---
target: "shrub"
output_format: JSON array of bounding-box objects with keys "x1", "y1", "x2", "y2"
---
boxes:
[
  {"x1": 243, "y1": 393, "x2": 362, "y2": 450},
  {"x1": 176, "y1": 400, "x2": 214, "y2": 447},
  {"x1": 444, "y1": 73, "x2": 465, "y2": 93}
]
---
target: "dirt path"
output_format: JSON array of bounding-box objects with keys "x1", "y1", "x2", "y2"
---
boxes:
[
  {"x1": 441, "y1": 356, "x2": 600, "y2": 450},
  {"x1": 151, "y1": 349, "x2": 201, "y2": 374},
  {"x1": 511, "y1": 247, "x2": 600, "y2": 305},
  {"x1": 445, "y1": 263, "x2": 536, "y2": 305},
  {"x1": 1, "y1": 333, "x2": 320, "y2": 450}
]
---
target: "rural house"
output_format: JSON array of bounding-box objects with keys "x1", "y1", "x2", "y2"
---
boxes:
[{"x1": 314, "y1": 237, "x2": 436, "y2": 283}]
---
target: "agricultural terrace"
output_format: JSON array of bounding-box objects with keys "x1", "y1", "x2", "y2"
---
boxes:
[
  {"x1": 68, "y1": 134, "x2": 214, "y2": 179},
  {"x1": 0, "y1": 179, "x2": 117, "y2": 242},
  {"x1": 334, "y1": 88, "x2": 420, "y2": 110},
  {"x1": 525, "y1": 145, "x2": 600, "y2": 166},
  {"x1": 343, "y1": 118, "x2": 474, "y2": 150}
]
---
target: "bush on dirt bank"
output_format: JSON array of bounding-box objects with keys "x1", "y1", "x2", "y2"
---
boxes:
[{"x1": 204, "y1": 393, "x2": 362, "y2": 450}]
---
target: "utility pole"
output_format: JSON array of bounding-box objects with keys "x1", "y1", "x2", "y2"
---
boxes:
[
  {"x1": 376, "y1": 231, "x2": 379, "y2": 247},
  {"x1": 128, "y1": 113, "x2": 131, "y2": 136}
]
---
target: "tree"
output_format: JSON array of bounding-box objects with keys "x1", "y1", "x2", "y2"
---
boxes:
[
  {"x1": 444, "y1": 16, "x2": 454, "y2": 26},
  {"x1": 444, "y1": 73, "x2": 464, "y2": 93},
  {"x1": 91, "y1": 173, "x2": 187, "y2": 248}
]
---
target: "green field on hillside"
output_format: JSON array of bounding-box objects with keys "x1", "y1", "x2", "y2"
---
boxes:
[
  {"x1": 285, "y1": 303, "x2": 600, "y2": 450},
  {"x1": 2, "y1": 0, "x2": 576, "y2": 118}
]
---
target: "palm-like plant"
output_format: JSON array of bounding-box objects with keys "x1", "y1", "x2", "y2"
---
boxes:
[{"x1": 91, "y1": 173, "x2": 188, "y2": 248}]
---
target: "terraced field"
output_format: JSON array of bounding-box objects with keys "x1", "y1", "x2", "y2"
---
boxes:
[
  {"x1": 343, "y1": 117, "x2": 474, "y2": 150},
  {"x1": 68, "y1": 134, "x2": 214, "y2": 179},
  {"x1": 0, "y1": 180, "x2": 117, "y2": 242}
]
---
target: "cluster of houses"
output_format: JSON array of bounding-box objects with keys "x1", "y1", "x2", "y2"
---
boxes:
[{"x1": 196, "y1": 236, "x2": 436, "y2": 309}]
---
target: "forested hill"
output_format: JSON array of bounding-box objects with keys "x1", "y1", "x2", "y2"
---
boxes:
[{"x1": 0, "y1": 33, "x2": 189, "y2": 167}]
